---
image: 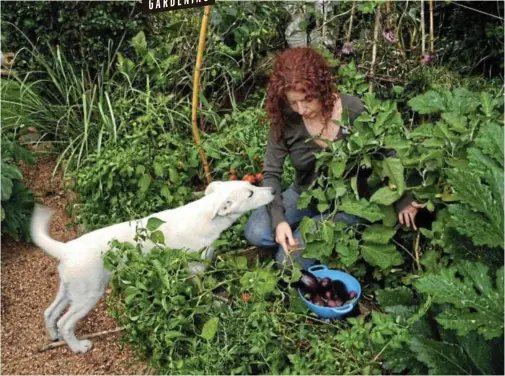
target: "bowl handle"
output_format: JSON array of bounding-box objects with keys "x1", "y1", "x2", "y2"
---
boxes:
[
  {"x1": 332, "y1": 304, "x2": 354, "y2": 315},
  {"x1": 308, "y1": 264, "x2": 328, "y2": 273}
]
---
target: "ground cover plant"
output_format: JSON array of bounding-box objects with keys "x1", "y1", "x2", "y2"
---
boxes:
[{"x1": 1, "y1": 1, "x2": 503, "y2": 374}]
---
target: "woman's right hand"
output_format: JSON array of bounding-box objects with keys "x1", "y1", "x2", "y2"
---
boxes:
[{"x1": 275, "y1": 221, "x2": 299, "y2": 255}]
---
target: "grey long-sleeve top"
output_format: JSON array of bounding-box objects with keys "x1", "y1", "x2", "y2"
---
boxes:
[{"x1": 262, "y1": 94, "x2": 411, "y2": 230}]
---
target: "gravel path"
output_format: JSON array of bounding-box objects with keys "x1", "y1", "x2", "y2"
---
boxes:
[{"x1": 1, "y1": 157, "x2": 149, "y2": 375}]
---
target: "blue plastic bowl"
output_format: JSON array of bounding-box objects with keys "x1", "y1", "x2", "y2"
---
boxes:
[{"x1": 297, "y1": 264, "x2": 361, "y2": 319}]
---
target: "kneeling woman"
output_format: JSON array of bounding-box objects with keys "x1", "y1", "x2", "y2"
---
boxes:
[{"x1": 245, "y1": 47, "x2": 423, "y2": 269}]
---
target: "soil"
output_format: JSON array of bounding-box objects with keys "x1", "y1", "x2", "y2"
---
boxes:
[{"x1": 1, "y1": 156, "x2": 150, "y2": 375}]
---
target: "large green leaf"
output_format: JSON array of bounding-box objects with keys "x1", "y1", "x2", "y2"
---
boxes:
[
  {"x1": 381, "y1": 158, "x2": 405, "y2": 193},
  {"x1": 370, "y1": 187, "x2": 401, "y2": 206},
  {"x1": 415, "y1": 262, "x2": 504, "y2": 340},
  {"x1": 447, "y1": 169, "x2": 503, "y2": 247},
  {"x1": 362, "y1": 224, "x2": 396, "y2": 244},
  {"x1": 408, "y1": 91, "x2": 447, "y2": 114},
  {"x1": 361, "y1": 243, "x2": 404, "y2": 269},
  {"x1": 448, "y1": 205, "x2": 503, "y2": 248},
  {"x1": 335, "y1": 243, "x2": 359, "y2": 267},
  {"x1": 376, "y1": 286, "x2": 415, "y2": 308},
  {"x1": 458, "y1": 331, "x2": 493, "y2": 375},
  {"x1": 410, "y1": 337, "x2": 473, "y2": 375},
  {"x1": 475, "y1": 122, "x2": 504, "y2": 168},
  {"x1": 338, "y1": 197, "x2": 384, "y2": 222},
  {"x1": 201, "y1": 317, "x2": 219, "y2": 341}
]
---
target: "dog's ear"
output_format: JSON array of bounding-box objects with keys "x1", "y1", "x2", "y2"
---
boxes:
[
  {"x1": 211, "y1": 194, "x2": 238, "y2": 219},
  {"x1": 205, "y1": 181, "x2": 223, "y2": 196}
]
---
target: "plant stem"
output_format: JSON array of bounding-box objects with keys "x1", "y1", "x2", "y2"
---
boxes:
[
  {"x1": 192, "y1": 5, "x2": 213, "y2": 184},
  {"x1": 369, "y1": 4, "x2": 381, "y2": 93},
  {"x1": 421, "y1": 0, "x2": 425, "y2": 55},
  {"x1": 414, "y1": 231, "x2": 421, "y2": 272},
  {"x1": 346, "y1": 1, "x2": 356, "y2": 42},
  {"x1": 429, "y1": 0, "x2": 434, "y2": 54}
]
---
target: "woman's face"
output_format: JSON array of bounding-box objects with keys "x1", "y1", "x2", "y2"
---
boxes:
[{"x1": 285, "y1": 90, "x2": 322, "y2": 119}]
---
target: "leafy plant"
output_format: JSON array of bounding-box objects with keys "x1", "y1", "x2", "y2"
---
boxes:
[
  {"x1": 446, "y1": 121, "x2": 504, "y2": 248},
  {"x1": 73, "y1": 132, "x2": 199, "y2": 230},
  {"x1": 1, "y1": 138, "x2": 35, "y2": 241},
  {"x1": 416, "y1": 261, "x2": 504, "y2": 340}
]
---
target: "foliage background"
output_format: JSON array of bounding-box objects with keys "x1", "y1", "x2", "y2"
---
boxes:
[{"x1": 1, "y1": 1, "x2": 503, "y2": 374}]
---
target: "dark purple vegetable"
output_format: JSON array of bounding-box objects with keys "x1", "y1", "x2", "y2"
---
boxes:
[
  {"x1": 324, "y1": 290, "x2": 333, "y2": 299},
  {"x1": 331, "y1": 280, "x2": 349, "y2": 301},
  {"x1": 349, "y1": 291, "x2": 357, "y2": 299},
  {"x1": 327, "y1": 300, "x2": 337, "y2": 308},
  {"x1": 319, "y1": 278, "x2": 332, "y2": 289},
  {"x1": 313, "y1": 295, "x2": 324, "y2": 306},
  {"x1": 292, "y1": 270, "x2": 319, "y2": 292},
  {"x1": 335, "y1": 298, "x2": 343, "y2": 307}
]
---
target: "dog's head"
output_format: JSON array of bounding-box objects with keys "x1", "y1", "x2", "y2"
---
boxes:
[{"x1": 204, "y1": 181, "x2": 275, "y2": 219}]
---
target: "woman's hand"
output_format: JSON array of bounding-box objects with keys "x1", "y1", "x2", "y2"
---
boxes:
[
  {"x1": 275, "y1": 221, "x2": 299, "y2": 255},
  {"x1": 398, "y1": 201, "x2": 425, "y2": 231}
]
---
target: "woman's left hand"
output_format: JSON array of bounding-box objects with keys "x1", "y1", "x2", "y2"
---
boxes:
[{"x1": 398, "y1": 201, "x2": 425, "y2": 231}]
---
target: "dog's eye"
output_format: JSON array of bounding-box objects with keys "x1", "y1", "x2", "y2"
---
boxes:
[{"x1": 248, "y1": 190, "x2": 254, "y2": 197}]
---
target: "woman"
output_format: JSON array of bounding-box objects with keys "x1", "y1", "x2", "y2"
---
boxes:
[{"x1": 244, "y1": 48, "x2": 423, "y2": 269}]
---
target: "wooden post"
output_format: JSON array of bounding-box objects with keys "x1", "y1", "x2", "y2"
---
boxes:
[
  {"x1": 192, "y1": 6, "x2": 213, "y2": 185},
  {"x1": 346, "y1": 1, "x2": 356, "y2": 43},
  {"x1": 421, "y1": 0, "x2": 426, "y2": 55},
  {"x1": 429, "y1": 0, "x2": 434, "y2": 54},
  {"x1": 369, "y1": 4, "x2": 381, "y2": 93}
]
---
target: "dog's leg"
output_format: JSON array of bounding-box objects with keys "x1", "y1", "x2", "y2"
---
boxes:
[
  {"x1": 56, "y1": 295, "x2": 101, "y2": 353},
  {"x1": 44, "y1": 280, "x2": 69, "y2": 341},
  {"x1": 188, "y1": 246, "x2": 215, "y2": 276}
]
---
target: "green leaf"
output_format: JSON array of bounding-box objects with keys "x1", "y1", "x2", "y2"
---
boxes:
[
  {"x1": 329, "y1": 159, "x2": 346, "y2": 178},
  {"x1": 475, "y1": 122, "x2": 504, "y2": 167},
  {"x1": 380, "y1": 205, "x2": 397, "y2": 227},
  {"x1": 458, "y1": 331, "x2": 493, "y2": 375},
  {"x1": 479, "y1": 91, "x2": 497, "y2": 117},
  {"x1": 201, "y1": 317, "x2": 219, "y2": 341},
  {"x1": 410, "y1": 337, "x2": 473, "y2": 375},
  {"x1": 370, "y1": 187, "x2": 401, "y2": 205},
  {"x1": 153, "y1": 161, "x2": 164, "y2": 177},
  {"x1": 447, "y1": 169, "x2": 503, "y2": 247},
  {"x1": 361, "y1": 243, "x2": 404, "y2": 269},
  {"x1": 415, "y1": 262, "x2": 504, "y2": 339},
  {"x1": 147, "y1": 217, "x2": 166, "y2": 231},
  {"x1": 131, "y1": 31, "x2": 147, "y2": 54},
  {"x1": 339, "y1": 197, "x2": 384, "y2": 222},
  {"x1": 150, "y1": 230, "x2": 165, "y2": 245},
  {"x1": 448, "y1": 205, "x2": 503, "y2": 248},
  {"x1": 408, "y1": 90, "x2": 446, "y2": 114},
  {"x1": 319, "y1": 222, "x2": 334, "y2": 244},
  {"x1": 381, "y1": 158, "x2": 405, "y2": 193},
  {"x1": 335, "y1": 243, "x2": 359, "y2": 267},
  {"x1": 298, "y1": 216, "x2": 315, "y2": 241},
  {"x1": 441, "y1": 112, "x2": 468, "y2": 133},
  {"x1": 303, "y1": 240, "x2": 333, "y2": 259},
  {"x1": 1, "y1": 175, "x2": 13, "y2": 201},
  {"x1": 362, "y1": 224, "x2": 396, "y2": 244},
  {"x1": 376, "y1": 286, "x2": 415, "y2": 308},
  {"x1": 297, "y1": 191, "x2": 312, "y2": 209},
  {"x1": 138, "y1": 173, "x2": 152, "y2": 193}
]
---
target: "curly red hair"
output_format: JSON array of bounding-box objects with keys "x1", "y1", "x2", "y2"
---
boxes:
[{"x1": 266, "y1": 48, "x2": 337, "y2": 143}]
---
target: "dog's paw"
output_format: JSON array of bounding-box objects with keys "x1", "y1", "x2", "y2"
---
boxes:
[
  {"x1": 47, "y1": 329, "x2": 60, "y2": 342},
  {"x1": 188, "y1": 261, "x2": 206, "y2": 276},
  {"x1": 70, "y1": 339, "x2": 93, "y2": 353}
]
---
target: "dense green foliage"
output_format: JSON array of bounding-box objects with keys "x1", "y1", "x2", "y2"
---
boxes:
[
  {"x1": 1, "y1": 138, "x2": 35, "y2": 241},
  {"x1": 1, "y1": 1, "x2": 503, "y2": 374}
]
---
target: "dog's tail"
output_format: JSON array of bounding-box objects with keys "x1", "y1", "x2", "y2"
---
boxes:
[{"x1": 30, "y1": 204, "x2": 68, "y2": 260}]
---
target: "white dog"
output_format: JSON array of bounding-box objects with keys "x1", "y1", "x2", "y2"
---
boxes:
[{"x1": 31, "y1": 181, "x2": 274, "y2": 353}]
